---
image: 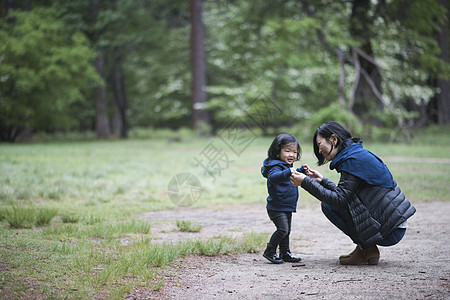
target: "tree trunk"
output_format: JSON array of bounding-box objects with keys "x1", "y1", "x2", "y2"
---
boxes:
[
  {"x1": 437, "y1": 0, "x2": 450, "y2": 125},
  {"x1": 349, "y1": 0, "x2": 383, "y2": 125},
  {"x1": 94, "y1": 54, "x2": 110, "y2": 139},
  {"x1": 2, "y1": 0, "x2": 15, "y2": 18},
  {"x1": 190, "y1": 0, "x2": 210, "y2": 135},
  {"x1": 111, "y1": 54, "x2": 128, "y2": 138}
]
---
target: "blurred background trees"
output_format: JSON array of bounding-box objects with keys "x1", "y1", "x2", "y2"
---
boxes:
[{"x1": 1, "y1": 0, "x2": 449, "y2": 142}]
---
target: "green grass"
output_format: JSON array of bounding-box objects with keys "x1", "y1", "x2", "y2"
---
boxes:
[
  {"x1": 2, "y1": 205, "x2": 57, "y2": 228},
  {"x1": 0, "y1": 226, "x2": 268, "y2": 298},
  {"x1": 176, "y1": 220, "x2": 202, "y2": 232},
  {"x1": 61, "y1": 214, "x2": 80, "y2": 223},
  {"x1": 0, "y1": 128, "x2": 449, "y2": 298}
]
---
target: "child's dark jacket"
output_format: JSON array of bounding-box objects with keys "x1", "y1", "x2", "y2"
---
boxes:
[{"x1": 261, "y1": 158, "x2": 301, "y2": 212}]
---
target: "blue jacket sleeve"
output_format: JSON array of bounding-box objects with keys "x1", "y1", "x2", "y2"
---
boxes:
[
  {"x1": 267, "y1": 166, "x2": 292, "y2": 184},
  {"x1": 296, "y1": 165, "x2": 305, "y2": 174}
]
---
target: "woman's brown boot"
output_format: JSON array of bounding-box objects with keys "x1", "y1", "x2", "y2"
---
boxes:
[
  {"x1": 339, "y1": 246, "x2": 360, "y2": 260},
  {"x1": 339, "y1": 245, "x2": 380, "y2": 265}
]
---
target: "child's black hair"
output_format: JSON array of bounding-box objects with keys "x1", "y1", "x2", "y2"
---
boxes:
[{"x1": 267, "y1": 133, "x2": 302, "y2": 161}]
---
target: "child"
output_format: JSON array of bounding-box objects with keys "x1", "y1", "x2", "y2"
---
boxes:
[{"x1": 261, "y1": 133, "x2": 304, "y2": 264}]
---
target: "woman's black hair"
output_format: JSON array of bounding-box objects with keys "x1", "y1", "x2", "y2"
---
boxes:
[
  {"x1": 267, "y1": 133, "x2": 302, "y2": 161},
  {"x1": 313, "y1": 121, "x2": 362, "y2": 166}
]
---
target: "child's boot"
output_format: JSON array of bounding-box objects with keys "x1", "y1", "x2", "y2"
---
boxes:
[
  {"x1": 280, "y1": 249, "x2": 302, "y2": 263},
  {"x1": 263, "y1": 243, "x2": 283, "y2": 264}
]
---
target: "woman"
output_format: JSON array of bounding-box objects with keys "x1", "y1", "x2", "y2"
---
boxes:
[{"x1": 290, "y1": 121, "x2": 416, "y2": 265}]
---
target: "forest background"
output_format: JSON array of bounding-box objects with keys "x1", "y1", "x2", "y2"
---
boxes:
[{"x1": 1, "y1": 0, "x2": 449, "y2": 143}]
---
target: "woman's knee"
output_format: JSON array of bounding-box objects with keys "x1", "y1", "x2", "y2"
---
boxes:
[
  {"x1": 321, "y1": 202, "x2": 332, "y2": 213},
  {"x1": 377, "y1": 228, "x2": 406, "y2": 247},
  {"x1": 321, "y1": 202, "x2": 337, "y2": 219}
]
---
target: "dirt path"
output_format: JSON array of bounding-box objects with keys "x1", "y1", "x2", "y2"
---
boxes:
[{"x1": 130, "y1": 202, "x2": 450, "y2": 299}]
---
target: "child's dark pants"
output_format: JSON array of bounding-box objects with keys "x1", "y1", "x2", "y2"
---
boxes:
[{"x1": 267, "y1": 209, "x2": 292, "y2": 253}]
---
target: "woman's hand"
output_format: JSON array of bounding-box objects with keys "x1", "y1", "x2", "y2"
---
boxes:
[
  {"x1": 303, "y1": 164, "x2": 323, "y2": 183},
  {"x1": 290, "y1": 172, "x2": 306, "y2": 186}
]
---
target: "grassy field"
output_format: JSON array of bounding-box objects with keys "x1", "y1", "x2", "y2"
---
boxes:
[{"x1": 0, "y1": 128, "x2": 449, "y2": 298}]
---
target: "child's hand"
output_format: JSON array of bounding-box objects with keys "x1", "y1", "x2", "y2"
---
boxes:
[
  {"x1": 291, "y1": 167, "x2": 299, "y2": 175},
  {"x1": 302, "y1": 164, "x2": 313, "y2": 175}
]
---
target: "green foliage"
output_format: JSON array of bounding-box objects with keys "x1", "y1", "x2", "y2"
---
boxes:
[
  {"x1": 203, "y1": 0, "x2": 449, "y2": 131},
  {"x1": 127, "y1": 23, "x2": 192, "y2": 129},
  {"x1": 0, "y1": 0, "x2": 448, "y2": 140},
  {"x1": 204, "y1": 1, "x2": 331, "y2": 128},
  {"x1": 0, "y1": 7, "x2": 100, "y2": 139},
  {"x1": 369, "y1": 0, "x2": 449, "y2": 114},
  {"x1": 308, "y1": 102, "x2": 363, "y2": 137}
]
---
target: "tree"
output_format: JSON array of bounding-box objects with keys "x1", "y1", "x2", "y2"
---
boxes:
[
  {"x1": 94, "y1": 53, "x2": 110, "y2": 139},
  {"x1": 110, "y1": 56, "x2": 128, "y2": 137},
  {"x1": 348, "y1": 0, "x2": 383, "y2": 125},
  {"x1": 204, "y1": 0, "x2": 311, "y2": 131},
  {"x1": 437, "y1": 0, "x2": 450, "y2": 125},
  {"x1": 296, "y1": 0, "x2": 449, "y2": 131},
  {"x1": 379, "y1": 0, "x2": 449, "y2": 128},
  {"x1": 54, "y1": 0, "x2": 137, "y2": 139},
  {"x1": 3, "y1": 0, "x2": 448, "y2": 141},
  {"x1": 190, "y1": 0, "x2": 210, "y2": 135},
  {"x1": 122, "y1": 0, "x2": 192, "y2": 130},
  {"x1": 0, "y1": 7, "x2": 99, "y2": 142}
]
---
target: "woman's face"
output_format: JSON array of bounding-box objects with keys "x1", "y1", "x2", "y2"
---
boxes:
[
  {"x1": 279, "y1": 143, "x2": 298, "y2": 164},
  {"x1": 316, "y1": 134, "x2": 339, "y2": 161}
]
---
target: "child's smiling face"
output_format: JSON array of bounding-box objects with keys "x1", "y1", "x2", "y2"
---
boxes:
[{"x1": 279, "y1": 143, "x2": 298, "y2": 164}]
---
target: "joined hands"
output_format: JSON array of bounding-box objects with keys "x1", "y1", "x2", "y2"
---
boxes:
[{"x1": 290, "y1": 164, "x2": 324, "y2": 186}]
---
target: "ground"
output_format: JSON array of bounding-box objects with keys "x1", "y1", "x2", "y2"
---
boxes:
[{"x1": 127, "y1": 201, "x2": 450, "y2": 299}]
